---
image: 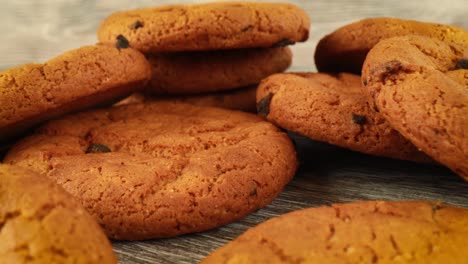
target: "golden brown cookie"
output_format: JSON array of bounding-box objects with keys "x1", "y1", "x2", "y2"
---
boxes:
[
  {"x1": 202, "y1": 201, "x2": 468, "y2": 263},
  {"x1": 0, "y1": 164, "x2": 117, "y2": 263},
  {"x1": 315, "y1": 18, "x2": 468, "y2": 74},
  {"x1": 4, "y1": 102, "x2": 297, "y2": 240},
  {"x1": 147, "y1": 47, "x2": 291, "y2": 95},
  {"x1": 256, "y1": 72, "x2": 430, "y2": 162},
  {"x1": 97, "y1": 2, "x2": 310, "y2": 53},
  {"x1": 116, "y1": 85, "x2": 257, "y2": 112},
  {"x1": 362, "y1": 35, "x2": 467, "y2": 180},
  {"x1": 0, "y1": 44, "x2": 151, "y2": 143}
]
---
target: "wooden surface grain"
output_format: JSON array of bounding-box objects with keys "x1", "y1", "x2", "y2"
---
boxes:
[{"x1": 1, "y1": 0, "x2": 467, "y2": 263}]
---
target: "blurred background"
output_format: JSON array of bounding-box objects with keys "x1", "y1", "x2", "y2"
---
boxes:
[{"x1": 1, "y1": 0, "x2": 466, "y2": 71}]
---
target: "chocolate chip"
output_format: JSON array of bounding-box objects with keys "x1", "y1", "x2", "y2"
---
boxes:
[
  {"x1": 249, "y1": 182, "x2": 258, "y2": 196},
  {"x1": 352, "y1": 114, "x2": 367, "y2": 125},
  {"x1": 456, "y1": 58, "x2": 468, "y2": 69},
  {"x1": 241, "y1": 25, "x2": 253, "y2": 32},
  {"x1": 373, "y1": 104, "x2": 380, "y2": 113},
  {"x1": 272, "y1": 39, "x2": 295, "y2": 48},
  {"x1": 86, "y1": 144, "x2": 111, "y2": 154},
  {"x1": 115, "y1": 34, "x2": 130, "y2": 49},
  {"x1": 431, "y1": 203, "x2": 443, "y2": 213},
  {"x1": 257, "y1": 92, "x2": 274, "y2": 117},
  {"x1": 363, "y1": 79, "x2": 368, "y2": 86},
  {"x1": 130, "y1": 20, "x2": 143, "y2": 30}
]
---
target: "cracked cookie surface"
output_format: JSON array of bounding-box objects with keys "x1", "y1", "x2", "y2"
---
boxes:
[
  {"x1": 362, "y1": 35, "x2": 468, "y2": 180},
  {"x1": 256, "y1": 72, "x2": 430, "y2": 162},
  {"x1": 0, "y1": 164, "x2": 116, "y2": 263},
  {"x1": 97, "y1": 2, "x2": 310, "y2": 53},
  {"x1": 0, "y1": 44, "x2": 152, "y2": 143},
  {"x1": 146, "y1": 47, "x2": 291, "y2": 95},
  {"x1": 117, "y1": 85, "x2": 258, "y2": 113},
  {"x1": 315, "y1": 18, "x2": 468, "y2": 74},
  {"x1": 4, "y1": 102, "x2": 297, "y2": 240},
  {"x1": 201, "y1": 201, "x2": 468, "y2": 264}
]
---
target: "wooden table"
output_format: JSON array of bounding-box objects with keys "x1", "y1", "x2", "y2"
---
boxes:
[{"x1": 1, "y1": 0, "x2": 467, "y2": 263}]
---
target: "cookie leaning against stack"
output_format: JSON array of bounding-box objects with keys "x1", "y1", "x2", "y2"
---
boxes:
[
  {"x1": 0, "y1": 44, "x2": 151, "y2": 144},
  {"x1": 101, "y1": 2, "x2": 310, "y2": 111},
  {"x1": 0, "y1": 164, "x2": 117, "y2": 263},
  {"x1": 202, "y1": 201, "x2": 468, "y2": 263},
  {"x1": 4, "y1": 101, "x2": 297, "y2": 240},
  {"x1": 363, "y1": 35, "x2": 468, "y2": 180}
]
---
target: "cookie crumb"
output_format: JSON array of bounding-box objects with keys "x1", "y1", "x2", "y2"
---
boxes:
[
  {"x1": 352, "y1": 114, "x2": 367, "y2": 125},
  {"x1": 86, "y1": 144, "x2": 111, "y2": 154},
  {"x1": 130, "y1": 21, "x2": 143, "y2": 30},
  {"x1": 456, "y1": 58, "x2": 468, "y2": 69},
  {"x1": 273, "y1": 39, "x2": 295, "y2": 48},
  {"x1": 257, "y1": 93, "x2": 274, "y2": 117},
  {"x1": 116, "y1": 35, "x2": 130, "y2": 49}
]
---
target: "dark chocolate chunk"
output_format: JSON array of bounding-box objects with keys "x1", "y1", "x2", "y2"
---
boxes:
[
  {"x1": 352, "y1": 114, "x2": 367, "y2": 125},
  {"x1": 272, "y1": 39, "x2": 295, "y2": 48},
  {"x1": 241, "y1": 25, "x2": 253, "y2": 32},
  {"x1": 257, "y1": 92, "x2": 274, "y2": 118},
  {"x1": 130, "y1": 20, "x2": 143, "y2": 30},
  {"x1": 249, "y1": 182, "x2": 258, "y2": 196},
  {"x1": 115, "y1": 34, "x2": 130, "y2": 49},
  {"x1": 456, "y1": 58, "x2": 468, "y2": 69},
  {"x1": 431, "y1": 203, "x2": 443, "y2": 213},
  {"x1": 363, "y1": 79, "x2": 368, "y2": 86},
  {"x1": 86, "y1": 144, "x2": 111, "y2": 154},
  {"x1": 373, "y1": 104, "x2": 380, "y2": 113}
]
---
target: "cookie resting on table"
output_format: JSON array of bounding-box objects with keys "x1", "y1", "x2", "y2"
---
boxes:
[
  {"x1": 0, "y1": 164, "x2": 117, "y2": 263},
  {"x1": 4, "y1": 102, "x2": 297, "y2": 240},
  {"x1": 202, "y1": 201, "x2": 468, "y2": 264},
  {"x1": 256, "y1": 72, "x2": 430, "y2": 162}
]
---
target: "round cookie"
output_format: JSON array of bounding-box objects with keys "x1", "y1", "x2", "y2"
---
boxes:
[
  {"x1": 97, "y1": 2, "x2": 310, "y2": 53},
  {"x1": 0, "y1": 164, "x2": 116, "y2": 263},
  {"x1": 0, "y1": 44, "x2": 151, "y2": 144},
  {"x1": 256, "y1": 72, "x2": 430, "y2": 162},
  {"x1": 4, "y1": 102, "x2": 297, "y2": 240},
  {"x1": 315, "y1": 18, "x2": 468, "y2": 74},
  {"x1": 147, "y1": 47, "x2": 291, "y2": 95},
  {"x1": 116, "y1": 85, "x2": 257, "y2": 112},
  {"x1": 202, "y1": 201, "x2": 468, "y2": 263},
  {"x1": 362, "y1": 35, "x2": 468, "y2": 180}
]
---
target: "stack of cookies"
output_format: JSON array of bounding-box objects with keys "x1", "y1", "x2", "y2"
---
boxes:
[
  {"x1": 0, "y1": 1, "x2": 467, "y2": 263},
  {"x1": 0, "y1": 0, "x2": 306, "y2": 256},
  {"x1": 98, "y1": 2, "x2": 310, "y2": 112}
]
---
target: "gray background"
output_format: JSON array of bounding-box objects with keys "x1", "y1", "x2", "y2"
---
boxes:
[{"x1": 1, "y1": 1, "x2": 467, "y2": 263}]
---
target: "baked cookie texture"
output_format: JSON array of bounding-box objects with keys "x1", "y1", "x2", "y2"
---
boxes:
[
  {"x1": 4, "y1": 102, "x2": 297, "y2": 240},
  {"x1": 256, "y1": 72, "x2": 430, "y2": 162},
  {"x1": 0, "y1": 164, "x2": 117, "y2": 263},
  {"x1": 147, "y1": 47, "x2": 291, "y2": 95},
  {"x1": 117, "y1": 85, "x2": 257, "y2": 112},
  {"x1": 97, "y1": 2, "x2": 310, "y2": 53},
  {"x1": 201, "y1": 201, "x2": 468, "y2": 264},
  {"x1": 362, "y1": 35, "x2": 467, "y2": 180},
  {"x1": 0, "y1": 44, "x2": 151, "y2": 143},
  {"x1": 315, "y1": 17, "x2": 468, "y2": 74}
]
